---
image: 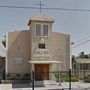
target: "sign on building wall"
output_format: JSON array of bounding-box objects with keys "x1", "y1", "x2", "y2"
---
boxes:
[
  {"x1": 33, "y1": 49, "x2": 50, "y2": 57},
  {"x1": 14, "y1": 57, "x2": 24, "y2": 64}
]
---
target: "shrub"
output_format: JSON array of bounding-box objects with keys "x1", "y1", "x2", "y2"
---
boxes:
[{"x1": 55, "y1": 74, "x2": 79, "y2": 82}]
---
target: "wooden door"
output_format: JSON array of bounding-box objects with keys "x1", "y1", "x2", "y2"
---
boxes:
[
  {"x1": 43, "y1": 64, "x2": 49, "y2": 80},
  {"x1": 35, "y1": 64, "x2": 49, "y2": 80}
]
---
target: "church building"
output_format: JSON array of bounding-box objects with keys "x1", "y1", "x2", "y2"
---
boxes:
[{"x1": 6, "y1": 13, "x2": 70, "y2": 80}]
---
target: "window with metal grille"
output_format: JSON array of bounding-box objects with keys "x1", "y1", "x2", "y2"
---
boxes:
[
  {"x1": 36, "y1": 24, "x2": 41, "y2": 36},
  {"x1": 36, "y1": 24, "x2": 48, "y2": 36}
]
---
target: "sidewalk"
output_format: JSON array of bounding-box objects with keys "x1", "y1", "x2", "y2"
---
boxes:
[{"x1": 0, "y1": 82, "x2": 90, "y2": 90}]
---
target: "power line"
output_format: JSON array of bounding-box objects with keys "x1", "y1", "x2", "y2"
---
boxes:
[
  {"x1": 74, "y1": 35, "x2": 90, "y2": 43},
  {"x1": 0, "y1": 5, "x2": 90, "y2": 12},
  {"x1": 0, "y1": 5, "x2": 39, "y2": 9},
  {"x1": 44, "y1": 7, "x2": 90, "y2": 12},
  {"x1": 72, "y1": 39, "x2": 90, "y2": 48}
]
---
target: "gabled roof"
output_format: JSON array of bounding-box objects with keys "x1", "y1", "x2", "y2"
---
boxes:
[{"x1": 28, "y1": 13, "x2": 54, "y2": 25}]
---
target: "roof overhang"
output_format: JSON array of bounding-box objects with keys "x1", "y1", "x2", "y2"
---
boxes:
[
  {"x1": 28, "y1": 20, "x2": 54, "y2": 26},
  {"x1": 75, "y1": 59, "x2": 90, "y2": 64},
  {"x1": 28, "y1": 60, "x2": 62, "y2": 64},
  {"x1": 76, "y1": 61, "x2": 90, "y2": 64}
]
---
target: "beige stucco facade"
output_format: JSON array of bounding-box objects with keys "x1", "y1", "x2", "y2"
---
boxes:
[{"x1": 6, "y1": 13, "x2": 70, "y2": 80}]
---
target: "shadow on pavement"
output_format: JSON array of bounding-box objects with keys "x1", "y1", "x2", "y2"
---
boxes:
[{"x1": 12, "y1": 83, "x2": 31, "y2": 88}]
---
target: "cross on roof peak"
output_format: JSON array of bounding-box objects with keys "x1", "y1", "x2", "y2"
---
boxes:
[{"x1": 37, "y1": 1, "x2": 44, "y2": 12}]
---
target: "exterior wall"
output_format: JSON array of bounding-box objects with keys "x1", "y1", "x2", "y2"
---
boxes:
[
  {"x1": 72, "y1": 59, "x2": 90, "y2": 71},
  {"x1": 51, "y1": 32, "x2": 70, "y2": 71},
  {"x1": 30, "y1": 21, "x2": 52, "y2": 63},
  {"x1": 6, "y1": 30, "x2": 31, "y2": 74},
  {"x1": 6, "y1": 29, "x2": 70, "y2": 75},
  {"x1": 6, "y1": 14, "x2": 70, "y2": 80},
  {"x1": 29, "y1": 21, "x2": 70, "y2": 71}
]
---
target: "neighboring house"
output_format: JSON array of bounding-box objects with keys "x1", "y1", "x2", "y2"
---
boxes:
[
  {"x1": 72, "y1": 59, "x2": 90, "y2": 71},
  {"x1": 0, "y1": 42, "x2": 6, "y2": 79},
  {"x1": 5, "y1": 13, "x2": 70, "y2": 80},
  {"x1": 72, "y1": 58, "x2": 90, "y2": 78},
  {"x1": 0, "y1": 56, "x2": 5, "y2": 70},
  {"x1": 0, "y1": 56, "x2": 5, "y2": 79}
]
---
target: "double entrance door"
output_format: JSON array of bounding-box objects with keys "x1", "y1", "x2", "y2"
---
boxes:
[{"x1": 35, "y1": 64, "x2": 49, "y2": 80}]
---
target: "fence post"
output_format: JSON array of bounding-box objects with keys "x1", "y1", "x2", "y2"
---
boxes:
[
  {"x1": 32, "y1": 70, "x2": 34, "y2": 90},
  {"x1": 84, "y1": 69, "x2": 85, "y2": 81},
  {"x1": 58, "y1": 72, "x2": 61, "y2": 86},
  {"x1": 69, "y1": 69, "x2": 71, "y2": 90},
  {"x1": 0, "y1": 78, "x2": 1, "y2": 84}
]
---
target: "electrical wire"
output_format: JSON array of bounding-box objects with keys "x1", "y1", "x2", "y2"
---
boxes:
[
  {"x1": 0, "y1": 5, "x2": 90, "y2": 12},
  {"x1": 72, "y1": 39, "x2": 90, "y2": 48},
  {"x1": 74, "y1": 36, "x2": 90, "y2": 43}
]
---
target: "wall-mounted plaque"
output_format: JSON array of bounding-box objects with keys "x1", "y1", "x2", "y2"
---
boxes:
[{"x1": 14, "y1": 57, "x2": 24, "y2": 64}]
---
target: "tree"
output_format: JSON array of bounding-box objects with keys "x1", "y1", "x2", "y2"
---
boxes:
[
  {"x1": 79, "y1": 51, "x2": 85, "y2": 58},
  {"x1": 76, "y1": 51, "x2": 90, "y2": 59}
]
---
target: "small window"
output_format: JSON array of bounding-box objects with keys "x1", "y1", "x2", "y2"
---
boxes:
[
  {"x1": 36, "y1": 24, "x2": 48, "y2": 36},
  {"x1": 36, "y1": 24, "x2": 41, "y2": 36},
  {"x1": 43, "y1": 25, "x2": 48, "y2": 36},
  {"x1": 38, "y1": 44, "x2": 45, "y2": 49}
]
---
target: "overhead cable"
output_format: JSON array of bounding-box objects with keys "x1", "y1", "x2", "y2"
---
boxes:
[{"x1": 0, "y1": 5, "x2": 90, "y2": 12}]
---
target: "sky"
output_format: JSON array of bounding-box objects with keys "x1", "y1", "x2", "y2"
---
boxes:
[{"x1": 0, "y1": 0, "x2": 90, "y2": 56}]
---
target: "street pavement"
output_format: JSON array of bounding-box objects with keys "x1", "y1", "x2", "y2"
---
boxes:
[{"x1": 0, "y1": 82, "x2": 90, "y2": 90}]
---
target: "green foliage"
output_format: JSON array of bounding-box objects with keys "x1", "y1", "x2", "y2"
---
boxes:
[
  {"x1": 76, "y1": 51, "x2": 90, "y2": 59},
  {"x1": 6, "y1": 76, "x2": 15, "y2": 80},
  {"x1": 84, "y1": 75, "x2": 90, "y2": 83},
  {"x1": 55, "y1": 74, "x2": 79, "y2": 82}
]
